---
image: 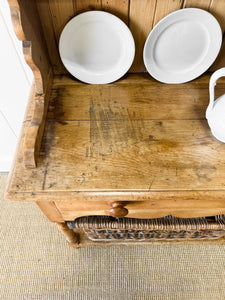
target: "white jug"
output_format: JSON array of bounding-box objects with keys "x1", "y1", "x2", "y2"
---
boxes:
[{"x1": 206, "y1": 67, "x2": 225, "y2": 143}]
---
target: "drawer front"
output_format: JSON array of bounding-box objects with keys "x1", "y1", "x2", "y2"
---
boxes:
[{"x1": 55, "y1": 200, "x2": 225, "y2": 221}]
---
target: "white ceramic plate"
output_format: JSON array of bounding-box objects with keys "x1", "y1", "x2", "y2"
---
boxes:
[
  {"x1": 143, "y1": 8, "x2": 222, "y2": 84},
  {"x1": 59, "y1": 11, "x2": 135, "y2": 84}
]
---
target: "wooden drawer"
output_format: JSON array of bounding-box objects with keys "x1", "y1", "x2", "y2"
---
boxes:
[{"x1": 55, "y1": 200, "x2": 225, "y2": 221}]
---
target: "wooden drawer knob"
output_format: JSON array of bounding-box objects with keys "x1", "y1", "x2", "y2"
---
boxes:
[{"x1": 108, "y1": 201, "x2": 128, "y2": 218}]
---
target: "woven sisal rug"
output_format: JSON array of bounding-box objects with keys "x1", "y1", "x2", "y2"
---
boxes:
[{"x1": 1, "y1": 173, "x2": 225, "y2": 299}]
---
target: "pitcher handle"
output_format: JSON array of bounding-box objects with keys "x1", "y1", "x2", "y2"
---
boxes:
[{"x1": 206, "y1": 67, "x2": 225, "y2": 119}]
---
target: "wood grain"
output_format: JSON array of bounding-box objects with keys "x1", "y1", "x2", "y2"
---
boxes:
[
  {"x1": 52, "y1": 72, "x2": 225, "y2": 86},
  {"x1": 129, "y1": 0, "x2": 157, "y2": 72},
  {"x1": 210, "y1": 41, "x2": 225, "y2": 72},
  {"x1": 22, "y1": 40, "x2": 43, "y2": 95},
  {"x1": 153, "y1": 0, "x2": 183, "y2": 26},
  {"x1": 36, "y1": 201, "x2": 64, "y2": 222},
  {"x1": 75, "y1": 0, "x2": 102, "y2": 13},
  {"x1": 30, "y1": 0, "x2": 225, "y2": 76},
  {"x1": 183, "y1": 0, "x2": 211, "y2": 10},
  {"x1": 101, "y1": 0, "x2": 129, "y2": 24},
  {"x1": 48, "y1": 75, "x2": 225, "y2": 121},
  {"x1": 6, "y1": 189, "x2": 225, "y2": 204},
  {"x1": 16, "y1": 0, "x2": 225, "y2": 77},
  {"x1": 209, "y1": 0, "x2": 225, "y2": 71},
  {"x1": 40, "y1": 119, "x2": 225, "y2": 193},
  {"x1": 8, "y1": 0, "x2": 51, "y2": 93},
  {"x1": 55, "y1": 200, "x2": 225, "y2": 219},
  {"x1": 36, "y1": 0, "x2": 67, "y2": 74},
  {"x1": 6, "y1": 73, "x2": 225, "y2": 202},
  {"x1": 23, "y1": 94, "x2": 45, "y2": 168},
  {"x1": 49, "y1": 0, "x2": 76, "y2": 43},
  {"x1": 7, "y1": 136, "x2": 47, "y2": 193},
  {"x1": 8, "y1": 0, "x2": 55, "y2": 169}
]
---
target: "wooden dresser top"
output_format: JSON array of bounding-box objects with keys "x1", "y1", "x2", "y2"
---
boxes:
[{"x1": 5, "y1": 74, "x2": 225, "y2": 203}]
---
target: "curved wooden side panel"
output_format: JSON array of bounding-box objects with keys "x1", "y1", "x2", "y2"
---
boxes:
[
  {"x1": 23, "y1": 94, "x2": 44, "y2": 168},
  {"x1": 8, "y1": 0, "x2": 26, "y2": 40},
  {"x1": 8, "y1": 0, "x2": 50, "y2": 94},
  {"x1": 22, "y1": 40, "x2": 43, "y2": 95},
  {"x1": 8, "y1": 0, "x2": 53, "y2": 168}
]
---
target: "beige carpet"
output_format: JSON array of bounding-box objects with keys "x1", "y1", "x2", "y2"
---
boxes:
[{"x1": 1, "y1": 173, "x2": 225, "y2": 300}]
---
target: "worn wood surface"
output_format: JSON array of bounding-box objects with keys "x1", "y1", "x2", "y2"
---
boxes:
[
  {"x1": 33, "y1": 0, "x2": 225, "y2": 74},
  {"x1": 5, "y1": 74, "x2": 225, "y2": 221},
  {"x1": 48, "y1": 74, "x2": 219, "y2": 121},
  {"x1": 39, "y1": 119, "x2": 225, "y2": 193}
]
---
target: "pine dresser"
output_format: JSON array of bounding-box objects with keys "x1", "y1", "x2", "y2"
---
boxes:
[{"x1": 5, "y1": 0, "x2": 225, "y2": 247}]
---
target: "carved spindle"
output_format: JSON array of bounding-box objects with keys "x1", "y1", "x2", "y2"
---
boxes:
[{"x1": 56, "y1": 222, "x2": 79, "y2": 246}]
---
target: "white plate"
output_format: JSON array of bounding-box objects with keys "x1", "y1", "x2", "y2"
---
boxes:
[
  {"x1": 59, "y1": 11, "x2": 135, "y2": 84},
  {"x1": 143, "y1": 8, "x2": 222, "y2": 84}
]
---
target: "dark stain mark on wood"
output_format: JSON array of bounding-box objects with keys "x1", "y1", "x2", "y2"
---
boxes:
[
  {"x1": 149, "y1": 177, "x2": 156, "y2": 191},
  {"x1": 89, "y1": 98, "x2": 103, "y2": 148},
  {"x1": 56, "y1": 120, "x2": 68, "y2": 125},
  {"x1": 195, "y1": 164, "x2": 216, "y2": 182},
  {"x1": 48, "y1": 87, "x2": 66, "y2": 120},
  {"x1": 156, "y1": 139, "x2": 178, "y2": 152},
  {"x1": 89, "y1": 98, "x2": 147, "y2": 158},
  {"x1": 148, "y1": 135, "x2": 159, "y2": 141},
  {"x1": 48, "y1": 182, "x2": 56, "y2": 189},
  {"x1": 76, "y1": 173, "x2": 86, "y2": 185},
  {"x1": 42, "y1": 162, "x2": 49, "y2": 190}
]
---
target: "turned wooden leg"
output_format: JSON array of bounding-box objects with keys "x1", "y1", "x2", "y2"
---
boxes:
[{"x1": 56, "y1": 222, "x2": 79, "y2": 247}]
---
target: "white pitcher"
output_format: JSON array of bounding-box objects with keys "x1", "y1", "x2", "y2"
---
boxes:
[{"x1": 206, "y1": 67, "x2": 225, "y2": 143}]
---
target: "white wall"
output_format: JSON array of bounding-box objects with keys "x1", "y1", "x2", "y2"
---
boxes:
[{"x1": 0, "y1": 0, "x2": 33, "y2": 172}]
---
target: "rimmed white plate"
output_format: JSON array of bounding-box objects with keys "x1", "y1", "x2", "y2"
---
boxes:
[
  {"x1": 143, "y1": 8, "x2": 222, "y2": 84},
  {"x1": 59, "y1": 11, "x2": 135, "y2": 84}
]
